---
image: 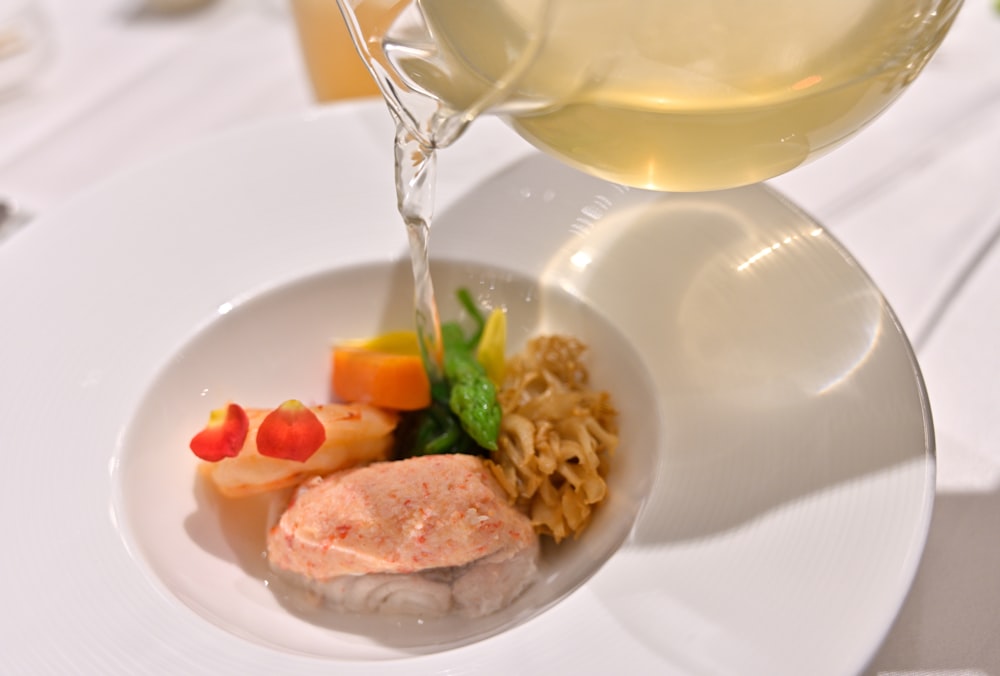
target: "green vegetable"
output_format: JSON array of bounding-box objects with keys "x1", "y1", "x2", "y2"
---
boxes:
[
  {"x1": 455, "y1": 287, "x2": 486, "y2": 347},
  {"x1": 440, "y1": 322, "x2": 501, "y2": 450},
  {"x1": 411, "y1": 401, "x2": 473, "y2": 455},
  {"x1": 398, "y1": 288, "x2": 502, "y2": 456}
]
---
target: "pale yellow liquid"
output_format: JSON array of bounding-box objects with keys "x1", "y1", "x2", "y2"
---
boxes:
[
  {"x1": 413, "y1": 0, "x2": 961, "y2": 190},
  {"x1": 343, "y1": 0, "x2": 960, "y2": 373}
]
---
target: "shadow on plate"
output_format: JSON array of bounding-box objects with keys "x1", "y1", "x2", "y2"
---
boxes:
[
  {"x1": 430, "y1": 152, "x2": 932, "y2": 549},
  {"x1": 866, "y1": 482, "x2": 1000, "y2": 674},
  {"x1": 414, "y1": 153, "x2": 938, "y2": 673}
]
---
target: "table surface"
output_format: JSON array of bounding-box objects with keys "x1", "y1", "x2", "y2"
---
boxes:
[{"x1": 2, "y1": 1, "x2": 999, "y2": 674}]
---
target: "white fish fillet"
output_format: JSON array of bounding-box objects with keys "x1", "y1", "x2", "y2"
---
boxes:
[{"x1": 267, "y1": 454, "x2": 539, "y2": 617}]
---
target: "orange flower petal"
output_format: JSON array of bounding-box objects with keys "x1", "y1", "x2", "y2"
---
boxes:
[
  {"x1": 256, "y1": 399, "x2": 327, "y2": 462},
  {"x1": 189, "y1": 403, "x2": 249, "y2": 462}
]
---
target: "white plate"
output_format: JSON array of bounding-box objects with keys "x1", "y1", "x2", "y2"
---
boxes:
[{"x1": 0, "y1": 102, "x2": 932, "y2": 675}]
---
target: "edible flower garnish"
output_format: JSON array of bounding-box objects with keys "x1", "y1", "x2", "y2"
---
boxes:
[
  {"x1": 256, "y1": 399, "x2": 327, "y2": 462},
  {"x1": 189, "y1": 403, "x2": 250, "y2": 462}
]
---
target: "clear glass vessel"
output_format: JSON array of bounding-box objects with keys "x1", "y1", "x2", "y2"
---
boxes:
[{"x1": 337, "y1": 0, "x2": 962, "y2": 191}]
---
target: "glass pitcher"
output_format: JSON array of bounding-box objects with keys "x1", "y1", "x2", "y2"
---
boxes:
[{"x1": 336, "y1": 0, "x2": 960, "y2": 192}]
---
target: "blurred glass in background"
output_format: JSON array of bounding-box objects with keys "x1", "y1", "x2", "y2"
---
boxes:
[
  {"x1": 289, "y1": 0, "x2": 381, "y2": 101},
  {"x1": 0, "y1": 0, "x2": 50, "y2": 97}
]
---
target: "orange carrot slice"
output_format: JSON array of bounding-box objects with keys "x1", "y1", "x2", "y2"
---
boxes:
[{"x1": 332, "y1": 341, "x2": 431, "y2": 411}]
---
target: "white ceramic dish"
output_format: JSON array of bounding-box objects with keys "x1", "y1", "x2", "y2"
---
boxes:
[
  {"x1": 0, "y1": 103, "x2": 933, "y2": 675},
  {"x1": 117, "y1": 256, "x2": 661, "y2": 659}
]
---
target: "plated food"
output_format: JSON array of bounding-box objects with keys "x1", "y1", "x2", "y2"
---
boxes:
[
  {"x1": 187, "y1": 289, "x2": 619, "y2": 619},
  {"x1": 72, "y1": 114, "x2": 928, "y2": 670},
  {"x1": 268, "y1": 454, "x2": 539, "y2": 618}
]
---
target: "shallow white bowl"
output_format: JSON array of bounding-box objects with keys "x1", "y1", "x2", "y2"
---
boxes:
[{"x1": 117, "y1": 258, "x2": 661, "y2": 658}]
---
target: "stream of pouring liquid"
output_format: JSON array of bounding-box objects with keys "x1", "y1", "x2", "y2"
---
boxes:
[{"x1": 394, "y1": 121, "x2": 444, "y2": 383}]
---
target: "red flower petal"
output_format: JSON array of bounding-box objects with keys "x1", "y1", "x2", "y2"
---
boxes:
[
  {"x1": 256, "y1": 400, "x2": 326, "y2": 462},
  {"x1": 189, "y1": 403, "x2": 249, "y2": 462}
]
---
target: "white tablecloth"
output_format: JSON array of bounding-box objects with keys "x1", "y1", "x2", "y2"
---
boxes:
[{"x1": 2, "y1": 1, "x2": 999, "y2": 673}]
